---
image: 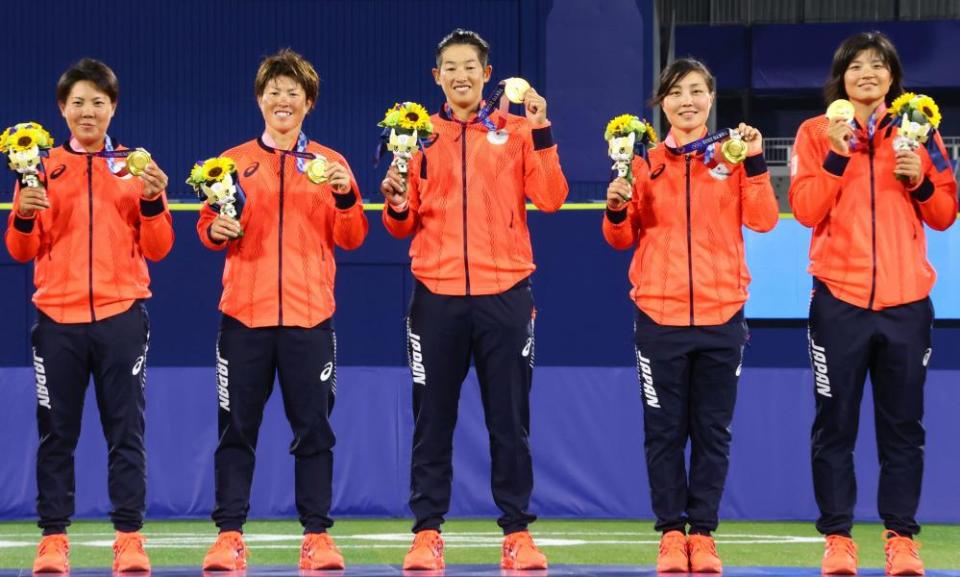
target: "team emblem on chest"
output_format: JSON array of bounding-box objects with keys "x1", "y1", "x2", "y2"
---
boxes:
[{"x1": 487, "y1": 129, "x2": 509, "y2": 145}]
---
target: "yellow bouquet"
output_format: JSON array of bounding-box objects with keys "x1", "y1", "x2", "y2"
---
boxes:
[
  {"x1": 604, "y1": 114, "x2": 657, "y2": 184},
  {"x1": 889, "y1": 93, "x2": 942, "y2": 181},
  {"x1": 0, "y1": 122, "x2": 55, "y2": 189},
  {"x1": 186, "y1": 157, "x2": 245, "y2": 223},
  {"x1": 378, "y1": 102, "x2": 434, "y2": 189}
]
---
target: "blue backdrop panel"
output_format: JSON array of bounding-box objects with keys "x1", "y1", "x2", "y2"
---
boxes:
[
  {"x1": 1, "y1": 366, "x2": 958, "y2": 523},
  {"x1": 674, "y1": 25, "x2": 751, "y2": 91},
  {"x1": 751, "y1": 21, "x2": 960, "y2": 91},
  {"x1": 545, "y1": 0, "x2": 653, "y2": 183}
]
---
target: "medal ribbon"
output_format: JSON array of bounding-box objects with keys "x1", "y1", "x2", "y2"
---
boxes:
[
  {"x1": 262, "y1": 130, "x2": 314, "y2": 172},
  {"x1": 476, "y1": 82, "x2": 509, "y2": 133},
  {"x1": 91, "y1": 135, "x2": 135, "y2": 175},
  {"x1": 664, "y1": 128, "x2": 738, "y2": 166},
  {"x1": 848, "y1": 110, "x2": 878, "y2": 152}
]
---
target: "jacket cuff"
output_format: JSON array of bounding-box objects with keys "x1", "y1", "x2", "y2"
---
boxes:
[
  {"x1": 606, "y1": 207, "x2": 628, "y2": 224},
  {"x1": 823, "y1": 151, "x2": 850, "y2": 177},
  {"x1": 386, "y1": 203, "x2": 409, "y2": 221},
  {"x1": 744, "y1": 154, "x2": 768, "y2": 177},
  {"x1": 140, "y1": 195, "x2": 166, "y2": 217},
  {"x1": 334, "y1": 189, "x2": 358, "y2": 210},
  {"x1": 532, "y1": 126, "x2": 555, "y2": 150},
  {"x1": 13, "y1": 215, "x2": 36, "y2": 234},
  {"x1": 909, "y1": 176, "x2": 935, "y2": 203}
]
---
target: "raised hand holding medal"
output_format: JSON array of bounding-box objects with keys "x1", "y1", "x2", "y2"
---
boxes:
[
  {"x1": 732, "y1": 122, "x2": 763, "y2": 158},
  {"x1": 320, "y1": 158, "x2": 352, "y2": 194},
  {"x1": 504, "y1": 77, "x2": 549, "y2": 128},
  {"x1": 125, "y1": 148, "x2": 151, "y2": 176},
  {"x1": 503, "y1": 77, "x2": 530, "y2": 105},
  {"x1": 95, "y1": 144, "x2": 168, "y2": 197},
  {"x1": 721, "y1": 131, "x2": 748, "y2": 164},
  {"x1": 127, "y1": 150, "x2": 170, "y2": 198},
  {"x1": 826, "y1": 99, "x2": 855, "y2": 123},
  {"x1": 305, "y1": 155, "x2": 328, "y2": 184},
  {"x1": 825, "y1": 98, "x2": 857, "y2": 154}
]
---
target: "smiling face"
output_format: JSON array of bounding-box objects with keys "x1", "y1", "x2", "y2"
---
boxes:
[
  {"x1": 433, "y1": 43, "x2": 492, "y2": 117},
  {"x1": 843, "y1": 48, "x2": 892, "y2": 107},
  {"x1": 258, "y1": 75, "x2": 312, "y2": 141},
  {"x1": 58, "y1": 80, "x2": 116, "y2": 151},
  {"x1": 661, "y1": 71, "x2": 714, "y2": 134}
]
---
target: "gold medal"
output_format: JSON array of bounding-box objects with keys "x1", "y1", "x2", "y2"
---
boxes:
[
  {"x1": 721, "y1": 136, "x2": 747, "y2": 164},
  {"x1": 826, "y1": 99, "x2": 855, "y2": 122},
  {"x1": 306, "y1": 156, "x2": 328, "y2": 184},
  {"x1": 504, "y1": 77, "x2": 531, "y2": 104},
  {"x1": 126, "y1": 149, "x2": 151, "y2": 176}
]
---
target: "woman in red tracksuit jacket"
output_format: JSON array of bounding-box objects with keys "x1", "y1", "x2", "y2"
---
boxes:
[
  {"x1": 195, "y1": 49, "x2": 367, "y2": 573},
  {"x1": 603, "y1": 58, "x2": 778, "y2": 574},
  {"x1": 4, "y1": 58, "x2": 173, "y2": 573},
  {"x1": 379, "y1": 29, "x2": 567, "y2": 572},
  {"x1": 788, "y1": 31, "x2": 956, "y2": 576}
]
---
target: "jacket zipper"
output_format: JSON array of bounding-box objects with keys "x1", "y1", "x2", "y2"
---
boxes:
[
  {"x1": 279, "y1": 154, "x2": 286, "y2": 325},
  {"x1": 685, "y1": 154, "x2": 694, "y2": 326},
  {"x1": 87, "y1": 155, "x2": 96, "y2": 322},
  {"x1": 867, "y1": 141, "x2": 877, "y2": 309},
  {"x1": 461, "y1": 124, "x2": 471, "y2": 295}
]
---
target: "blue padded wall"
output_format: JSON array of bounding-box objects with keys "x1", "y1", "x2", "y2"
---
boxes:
[{"x1": 1, "y1": 366, "x2": 958, "y2": 522}]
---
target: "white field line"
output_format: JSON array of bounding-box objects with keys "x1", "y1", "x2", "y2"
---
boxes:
[
  {"x1": 0, "y1": 531, "x2": 823, "y2": 550},
  {"x1": 0, "y1": 531, "x2": 815, "y2": 538}
]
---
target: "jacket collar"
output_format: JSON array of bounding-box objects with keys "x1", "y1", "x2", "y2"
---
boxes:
[
  {"x1": 438, "y1": 101, "x2": 503, "y2": 127},
  {"x1": 256, "y1": 130, "x2": 310, "y2": 154},
  {"x1": 64, "y1": 137, "x2": 114, "y2": 155},
  {"x1": 663, "y1": 126, "x2": 709, "y2": 158}
]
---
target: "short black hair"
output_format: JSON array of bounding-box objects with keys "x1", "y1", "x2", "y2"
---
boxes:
[
  {"x1": 255, "y1": 48, "x2": 320, "y2": 109},
  {"x1": 56, "y1": 59, "x2": 119, "y2": 104},
  {"x1": 436, "y1": 28, "x2": 490, "y2": 67},
  {"x1": 824, "y1": 31, "x2": 904, "y2": 104},
  {"x1": 649, "y1": 58, "x2": 715, "y2": 107}
]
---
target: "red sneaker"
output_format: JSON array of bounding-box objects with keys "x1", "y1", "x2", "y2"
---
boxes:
[
  {"x1": 822, "y1": 534, "x2": 858, "y2": 575},
  {"x1": 656, "y1": 530, "x2": 688, "y2": 573},
  {"x1": 113, "y1": 531, "x2": 151, "y2": 572},
  {"x1": 202, "y1": 531, "x2": 247, "y2": 571},
  {"x1": 402, "y1": 530, "x2": 444, "y2": 571},
  {"x1": 300, "y1": 533, "x2": 345, "y2": 570},
  {"x1": 501, "y1": 530, "x2": 547, "y2": 570},
  {"x1": 687, "y1": 534, "x2": 722, "y2": 573},
  {"x1": 884, "y1": 530, "x2": 924, "y2": 576},
  {"x1": 33, "y1": 534, "x2": 69, "y2": 573}
]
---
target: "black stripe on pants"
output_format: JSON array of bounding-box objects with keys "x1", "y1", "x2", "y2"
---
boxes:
[
  {"x1": 407, "y1": 279, "x2": 537, "y2": 535},
  {"x1": 809, "y1": 281, "x2": 931, "y2": 536},
  {"x1": 32, "y1": 302, "x2": 150, "y2": 535},
  {"x1": 634, "y1": 307, "x2": 747, "y2": 534},
  {"x1": 213, "y1": 314, "x2": 337, "y2": 534}
]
